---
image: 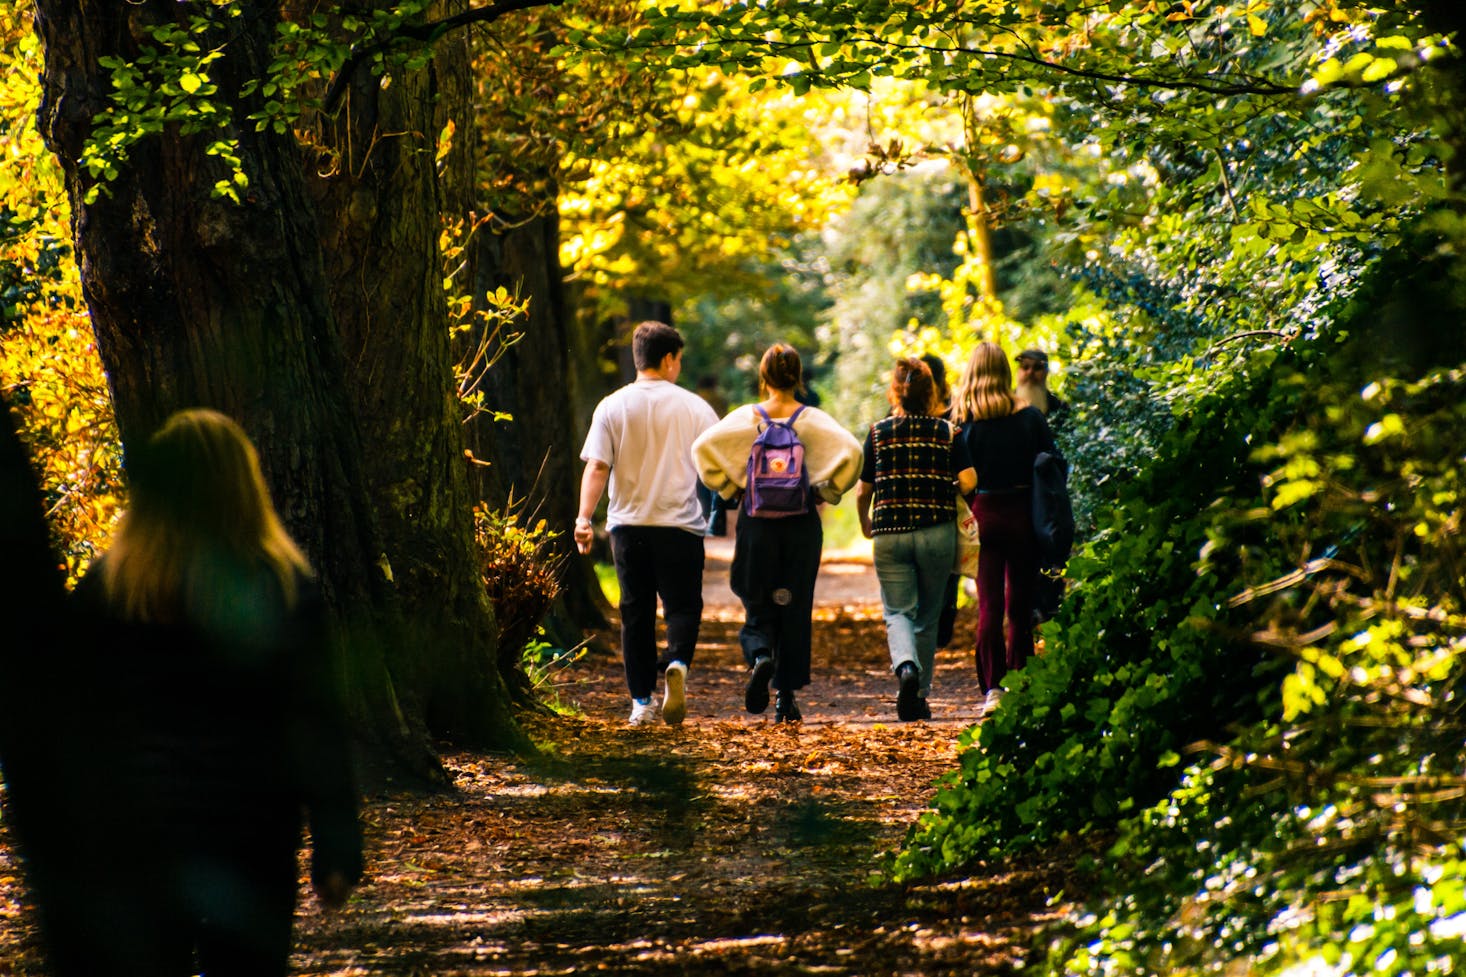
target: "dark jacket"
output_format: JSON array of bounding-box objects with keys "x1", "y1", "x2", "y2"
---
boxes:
[
  {"x1": 71, "y1": 558, "x2": 362, "y2": 889},
  {"x1": 56, "y1": 559, "x2": 362, "y2": 977},
  {"x1": 1032, "y1": 450, "x2": 1075, "y2": 567}
]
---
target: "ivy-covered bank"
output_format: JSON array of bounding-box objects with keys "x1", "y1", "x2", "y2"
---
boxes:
[{"x1": 893, "y1": 232, "x2": 1466, "y2": 976}]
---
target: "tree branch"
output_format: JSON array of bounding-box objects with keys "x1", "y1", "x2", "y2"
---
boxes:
[
  {"x1": 1206, "y1": 329, "x2": 1291, "y2": 357},
  {"x1": 645, "y1": 27, "x2": 1301, "y2": 99},
  {"x1": 323, "y1": 0, "x2": 561, "y2": 113}
]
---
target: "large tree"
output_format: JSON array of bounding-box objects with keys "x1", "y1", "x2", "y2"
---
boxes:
[{"x1": 29, "y1": 0, "x2": 546, "y2": 779}]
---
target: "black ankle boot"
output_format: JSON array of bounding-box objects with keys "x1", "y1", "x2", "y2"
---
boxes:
[
  {"x1": 896, "y1": 662, "x2": 920, "y2": 721},
  {"x1": 745, "y1": 655, "x2": 774, "y2": 714},
  {"x1": 774, "y1": 690, "x2": 802, "y2": 723}
]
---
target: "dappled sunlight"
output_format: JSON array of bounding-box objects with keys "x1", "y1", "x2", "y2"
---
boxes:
[{"x1": 274, "y1": 602, "x2": 1042, "y2": 975}]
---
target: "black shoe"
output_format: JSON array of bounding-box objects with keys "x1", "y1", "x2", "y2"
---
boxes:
[
  {"x1": 745, "y1": 655, "x2": 774, "y2": 714},
  {"x1": 896, "y1": 663, "x2": 920, "y2": 721},
  {"x1": 914, "y1": 697, "x2": 931, "y2": 721},
  {"x1": 774, "y1": 690, "x2": 802, "y2": 723}
]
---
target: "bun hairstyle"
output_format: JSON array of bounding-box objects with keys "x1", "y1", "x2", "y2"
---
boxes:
[
  {"x1": 759, "y1": 343, "x2": 805, "y2": 395},
  {"x1": 919, "y1": 352, "x2": 949, "y2": 405},
  {"x1": 888, "y1": 357, "x2": 936, "y2": 416}
]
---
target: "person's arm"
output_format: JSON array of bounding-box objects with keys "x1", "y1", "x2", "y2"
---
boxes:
[
  {"x1": 575, "y1": 460, "x2": 610, "y2": 555},
  {"x1": 856, "y1": 480, "x2": 875, "y2": 539},
  {"x1": 691, "y1": 410, "x2": 748, "y2": 501},
  {"x1": 951, "y1": 422, "x2": 978, "y2": 497},
  {"x1": 957, "y1": 467, "x2": 977, "y2": 495},
  {"x1": 289, "y1": 582, "x2": 363, "y2": 909},
  {"x1": 856, "y1": 427, "x2": 877, "y2": 538},
  {"x1": 803, "y1": 409, "x2": 865, "y2": 504}
]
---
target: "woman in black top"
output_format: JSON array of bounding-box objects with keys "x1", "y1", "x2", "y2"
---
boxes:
[
  {"x1": 64, "y1": 409, "x2": 362, "y2": 977},
  {"x1": 951, "y1": 342, "x2": 1057, "y2": 712}
]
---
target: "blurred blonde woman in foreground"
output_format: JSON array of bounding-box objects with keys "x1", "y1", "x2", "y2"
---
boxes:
[{"x1": 60, "y1": 409, "x2": 361, "y2": 977}]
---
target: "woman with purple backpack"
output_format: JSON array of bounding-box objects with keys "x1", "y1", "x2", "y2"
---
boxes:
[{"x1": 693, "y1": 344, "x2": 863, "y2": 722}]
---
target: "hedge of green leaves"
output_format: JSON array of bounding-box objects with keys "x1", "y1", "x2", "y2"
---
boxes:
[
  {"x1": 894, "y1": 242, "x2": 1466, "y2": 974},
  {"x1": 1044, "y1": 337, "x2": 1466, "y2": 975},
  {"x1": 889, "y1": 341, "x2": 1300, "y2": 880}
]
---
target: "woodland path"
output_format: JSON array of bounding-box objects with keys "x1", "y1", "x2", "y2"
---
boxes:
[{"x1": 0, "y1": 528, "x2": 1069, "y2": 976}]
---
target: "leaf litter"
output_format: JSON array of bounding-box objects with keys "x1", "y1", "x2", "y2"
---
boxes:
[{"x1": 0, "y1": 555, "x2": 1071, "y2": 975}]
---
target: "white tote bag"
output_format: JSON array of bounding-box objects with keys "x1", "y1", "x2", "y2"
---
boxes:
[{"x1": 953, "y1": 494, "x2": 980, "y2": 577}]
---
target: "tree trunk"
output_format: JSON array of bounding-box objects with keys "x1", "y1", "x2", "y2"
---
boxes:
[
  {"x1": 296, "y1": 1, "x2": 523, "y2": 747},
  {"x1": 32, "y1": 0, "x2": 449, "y2": 785},
  {"x1": 433, "y1": 13, "x2": 611, "y2": 640},
  {"x1": 466, "y1": 215, "x2": 611, "y2": 640}
]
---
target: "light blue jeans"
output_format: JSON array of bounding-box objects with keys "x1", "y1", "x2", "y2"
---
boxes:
[{"x1": 872, "y1": 521, "x2": 956, "y2": 698}]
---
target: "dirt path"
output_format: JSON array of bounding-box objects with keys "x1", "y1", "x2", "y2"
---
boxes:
[
  {"x1": 287, "y1": 540, "x2": 1065, "y2": 975},
  {"x1": 0, "y1": 541, "x2": 1068, "y2": 975}
]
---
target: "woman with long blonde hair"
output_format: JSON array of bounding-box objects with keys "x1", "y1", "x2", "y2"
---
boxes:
[
  {"x1": 68, "y1": 408, "x2": 361, "y2": 977},
  {"x1": 951, "y1": 342, "x2": 1057, "y2": 714},
  {"x1": 100, "y1": 409, "x2": 311, "y2": 622}
]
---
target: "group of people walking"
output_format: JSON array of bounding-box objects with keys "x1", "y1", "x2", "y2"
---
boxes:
[{"x1": 576, "y1": 320, "x2": 1064, "y2": 727}]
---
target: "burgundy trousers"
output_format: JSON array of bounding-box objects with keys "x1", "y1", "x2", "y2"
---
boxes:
[{"x1": 973, "y1": 491, "x2": 1038, "y2": 693}]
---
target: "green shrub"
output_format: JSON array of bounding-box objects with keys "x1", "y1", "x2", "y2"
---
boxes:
[
  {"x1": 890, "y1": 342, "x2": 1307, "y2": 880},
  {"x1": 1041, "y1": 354, "x2": 1466, "y2": 975},
  {"x1": 474, "y1": 503, "x2": 565, "y2": 703}
]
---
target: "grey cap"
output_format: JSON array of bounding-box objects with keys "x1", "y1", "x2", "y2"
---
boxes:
[{"x1": 1015, "y1": 348, "x2": 1049, "y2": 366}]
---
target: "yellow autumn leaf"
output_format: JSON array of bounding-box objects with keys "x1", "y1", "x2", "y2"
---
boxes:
[
  {"x1": 1248, "y1": 13, "x2": 1267, "y2": 36},
  {"x1": 179, "y1": 72, "x2": 202, "y2": 94}
]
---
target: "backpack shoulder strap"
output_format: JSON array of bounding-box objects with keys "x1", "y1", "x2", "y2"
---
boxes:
[
  {"x1": 788, "y1": 405, "x2": 807, "y2": 425},
  {"x1": 754, "y1": 405, "x2": 772, "y2": 427}
]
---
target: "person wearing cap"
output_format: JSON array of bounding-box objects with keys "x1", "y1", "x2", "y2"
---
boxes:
[{"x1": 1014, "y1": 348, "x2": 1069, "y2": 431}]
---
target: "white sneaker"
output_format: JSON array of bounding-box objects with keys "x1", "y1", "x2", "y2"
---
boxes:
[
  {"x1": 983, "y1": 688, "x2": 1005, "y2": 715},
  {"x1": 662, "y1": 662, "x2": 688, "y2": 726},
  {"x1": 628, "y1": 698, "x2": 657, "y2": 726}
]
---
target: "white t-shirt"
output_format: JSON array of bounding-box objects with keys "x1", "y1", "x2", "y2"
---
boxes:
[{"x1": 581, "y1": 378, "x2": 719, "y2": 534}]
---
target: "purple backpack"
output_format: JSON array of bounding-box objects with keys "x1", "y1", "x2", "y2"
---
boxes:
[{"x1": 745, "y1": 405, "x2": 809, "y2": 518}]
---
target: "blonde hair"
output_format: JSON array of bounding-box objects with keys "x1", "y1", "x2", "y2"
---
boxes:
[
  {"x1": 102, "y1": 409, "x2": 311, "y2": 621},
  {"x1": 951, "y1": 342, "x2": 1017, "y2": 423}
]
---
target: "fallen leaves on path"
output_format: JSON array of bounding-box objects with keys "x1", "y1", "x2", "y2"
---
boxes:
[
  {"x1": 285, "y1": 613, "x2": 1069, "y2": 976},
  {"x1": 0, "y1": 583, "x2": 1072, "y2": 975}
]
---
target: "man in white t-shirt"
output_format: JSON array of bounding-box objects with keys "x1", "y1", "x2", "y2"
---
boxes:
[{"x1": 574, "y1": 322, "x2": 719, "y2": 726}]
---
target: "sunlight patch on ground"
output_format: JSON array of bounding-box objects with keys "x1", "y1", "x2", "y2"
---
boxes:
[
  {"x1": 811, "y1": 605, "x2": 883, "y2": 622},
  {"x1": 819, "y1": 562, "x2": 871, "y2": 575},
  {"x1": 702, "y1": 780, "x2": 771, "y2": 801},
  {"x1": 480, "y1": 782, "x2": 548, "y2": 797},
  {"x1": 688, "y1": 934, "x2": 787, "y2": 953},
  {"x1": 400, "y1": 910, "x2": 524, "y2": 928}
]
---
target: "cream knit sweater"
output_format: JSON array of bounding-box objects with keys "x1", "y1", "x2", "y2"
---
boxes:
[{"x1": 691, "y1": 403, "x2": 864, "y2": 505}]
